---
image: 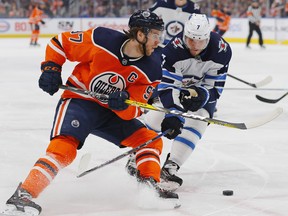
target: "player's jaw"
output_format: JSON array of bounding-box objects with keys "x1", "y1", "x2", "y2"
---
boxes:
[{"x1": 144, "y1": 43, "x2": 159, "y2": 56}]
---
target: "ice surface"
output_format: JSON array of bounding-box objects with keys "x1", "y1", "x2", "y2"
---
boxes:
[{"x1": 0, "y1": 38, "x2": 287, "y2": 216}]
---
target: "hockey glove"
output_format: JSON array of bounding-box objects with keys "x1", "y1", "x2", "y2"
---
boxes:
[
  {"x1": 108, "y1": 91, "x2": 129, "y2": 111},
  {"x1": 161, "y1": 114, "x2": 184, "y2": 140},
  {"x1": 39, "y1": 61, "x2": 62, "y2": 96},
  {"x1": 180, "y1": 86, "x2": 210, "y2": 112},
  {"x1": 40, "y1": 20, "x2": 45, "y2": 25}
]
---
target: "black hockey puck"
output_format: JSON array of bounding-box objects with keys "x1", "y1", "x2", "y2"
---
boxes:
[{"x1": 222, "y1": 190, "x2": 233, "y2": 196}]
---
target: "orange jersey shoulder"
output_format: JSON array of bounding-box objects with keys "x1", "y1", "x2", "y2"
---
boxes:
[
  {"x1": 44, "y1": 27, "x2": 162, "y2": 120},
  {"x1": 212, "y1": 10, "x2": 231, "y2": 30}
]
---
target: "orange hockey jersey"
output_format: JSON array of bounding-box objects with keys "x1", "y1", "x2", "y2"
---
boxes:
[
  {"x1": 44, "y1": 27, "x2": 163, "y2": 120},
  {"x1": 211, "y1": 9, "x2": 231, "y2": 31},
  {"x1": 29, "y1": 6, "x2": 44, "y2": 25}
]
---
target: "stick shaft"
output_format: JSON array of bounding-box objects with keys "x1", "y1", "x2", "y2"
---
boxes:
[
  {"x1": 77, "y1": 130, "x2": 169, "y2": 178},
  {"x1": 228, "y1": 74, "x2": 256, "y2": 88},
  {"x1": 227, "y1": 74, "x2": 272, "y2": 88},
  {"x1": 59, "y1": 85, "x2": 282, "y2": 130}
]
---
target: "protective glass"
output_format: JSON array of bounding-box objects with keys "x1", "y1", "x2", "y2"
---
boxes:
[{"x1": 147, "y1": 31, "x2": 165, "y2": 44}]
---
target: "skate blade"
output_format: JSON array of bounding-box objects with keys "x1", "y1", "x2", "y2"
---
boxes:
[
  {"x1": 137, "y1": 186, "x2": 181, "y2": 210},
  {"x1": 158, "y1": 179, "x2": 180, "y2": 192},
  {"x1": 1, "y1": 204, "x2": 40, "y2": 216}
]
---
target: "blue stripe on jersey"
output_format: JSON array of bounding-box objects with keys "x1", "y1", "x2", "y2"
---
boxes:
[
  {"x1": 215, "y1": 87, "x2": 224, "y2": 94},
  {"x1": 205, "y1": 74, "x2": 226, "y2": 95},
  {"x1": 146, "y1": 124, "x2": 161, "y2": 133},
  {"x1": 183, "y1": 126, "x2": 202, "y2": 139},
  {"x1": 162, "y1": 77, "x2": 175, "y2": 84},
  {"x1": 205, "y1": 73, "x2": 227, "y2": 80},
  {"x1": 157, "y1": 83, "x2": 182, "y2": 91},
  {"x1": 214, "y1": 80, "x2": 226, "y2": 94},
  {"x1": 165, "y1": 107, "x2": 185, "y2": 122},
  {"x1": 175, "y1": 136, "x2": 196, "y2": 150},
  {"x1": 163, "y1": 70, "x2": 183, "y2": 81}
]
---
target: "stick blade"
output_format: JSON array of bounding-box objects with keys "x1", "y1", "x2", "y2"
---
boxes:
[
  {"x1": 77, "y1": 153, "x2": 91, "y2": 177},
  {"x1": 256, "y1": 92, "x2": 288, "y2": 104},
  {"x1": 254, "y1": 75, "x2": 273, "y2": 88},
  {"x1": 244, "y1": 107, "x2": 283, "y2": 129},
  {"x1": 255, "y1": 94, "x2": 278, "y2": 103}
]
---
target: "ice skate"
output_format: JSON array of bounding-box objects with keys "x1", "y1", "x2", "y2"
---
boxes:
[
  {"x1": 125, "y1": 153, "x2": 137, "y2": 177},
  {"x1": 137, "y1": 174, "x2": 181, "y2": 209},
  {"x1": 159, "y1": 154, "x2": 183, "y2": 191},
  {"x1": 2, "y1": 183, "x2": 41, "y2": 216},
  {"x1": 29, "y1": 42, "x2": 40, "y2": 47}
]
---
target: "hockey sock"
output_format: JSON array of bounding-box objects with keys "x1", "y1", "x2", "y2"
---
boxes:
[{"x1": 21, "y1": 136, "x2": 79, "y2": 197}]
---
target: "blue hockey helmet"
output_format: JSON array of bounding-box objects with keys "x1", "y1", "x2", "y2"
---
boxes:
[{"x1": 128, "y1": 10, "x2": 164, "y2": 32}]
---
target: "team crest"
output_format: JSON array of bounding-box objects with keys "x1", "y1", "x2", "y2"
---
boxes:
[
  {"x1": 172, "y1": 37, "x2": 184, "y2": 49},
  {"x1": 71, "y1": 120, "x2": 80, "y2": 128},
  {"x1": 218, "y1": 39, "x2": 227, "y2": 53},
  {"x1": 142, "y1": 11, "x2": 151, "y2": 18},
  {"x1": 90, "y1": 72, "x2": 125, "y2": 103},
  {"x1": 166, "y1": 20, "x2": 184, "y2": 38}
]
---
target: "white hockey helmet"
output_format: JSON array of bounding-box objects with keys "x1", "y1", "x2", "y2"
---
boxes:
[{"x1": 184, "y1": 13, "x2": 211, "y2": 41}]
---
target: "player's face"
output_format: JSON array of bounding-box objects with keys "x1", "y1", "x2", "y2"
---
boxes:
[
  {"x1": 145, "y1": 29, "x2": 163, "y2": 56},
  {"x1": 175, "y1": 0, "x2": 187, "y2": 7},
  {"x1": 185, "y1": 36, "x2": 208, "y2": 56}
]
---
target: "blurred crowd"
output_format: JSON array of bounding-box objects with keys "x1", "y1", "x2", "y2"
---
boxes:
[
  {"x1": 1, "y1": 0, "x2": 288, "y2": 18},
  {"x1": 201, "y1": 0, "x2": 288, "y2": 18}
]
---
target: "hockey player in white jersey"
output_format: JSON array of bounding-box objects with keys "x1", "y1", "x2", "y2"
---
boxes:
[
  {"x1": 149, "y1": 0, "x2": 201, "y2": 45},
  {"x1": 126, "y1": 13, "x2": 232, "y2": 191}
]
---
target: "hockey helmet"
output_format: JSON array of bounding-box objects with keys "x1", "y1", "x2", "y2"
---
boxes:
[
  {"x1": 128, "y1": 10, "x2": 164, "y2": 32},
  {"x1": 184, "y1": 13, "x2": 211, "y2": 40}
]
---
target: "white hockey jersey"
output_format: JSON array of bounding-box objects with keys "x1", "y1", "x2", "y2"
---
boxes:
[
  {"x1": 149, "y1": 0, "x2": 201, "y2": 44},
  {"x1": 158, "y1": 31, "x2": 232, "y2": 116}
]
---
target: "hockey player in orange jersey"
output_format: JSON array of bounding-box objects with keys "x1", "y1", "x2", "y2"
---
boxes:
[
  {"x1": 211, "y1": 3, "x2": 231, "y2": 36},
  {"x1": 3, "y1": 10, "x2": 183, "y2": 216},
  {"x1": 29, "y1": 2, "x2": 45, "y2": 46}
]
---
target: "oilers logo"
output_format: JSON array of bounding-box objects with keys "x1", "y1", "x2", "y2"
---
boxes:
[
  {"x1": 166, "y1": 20, "x2": 184, "y2": 38},
  {"x1": 90, "y1": 72, "x2": 126, "y2": 103}
]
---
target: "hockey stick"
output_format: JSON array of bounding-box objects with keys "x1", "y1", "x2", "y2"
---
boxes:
[
  {"x1": 59, "y1": 85, "x2": 283, "y2": 130},
  {"x1": 227, "y1": 74, "x2": 272, "y2": 88},
  {"x1": 78, "y1": 153, "x2": 92, "y2": 176},
  {"x1": 255, "y1": 92, "x2": 288, "y2": 104},
  {"x1": 77, "y1": 130, "x2": 170, "y2": 178}
]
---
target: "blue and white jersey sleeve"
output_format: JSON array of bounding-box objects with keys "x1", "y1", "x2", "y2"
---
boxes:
[
  {"x1": 158, "y1": 32, "x2": 232, "y2": 110},
  {"x1": 199, "y1": 33, "x2": 232, "y2": 97},
  {"x1": 157, "y1": 37, "x2": 191, "y2": 109},
  {"x1": 160, "y1": 65, "x2": 185, "y2": 110}
]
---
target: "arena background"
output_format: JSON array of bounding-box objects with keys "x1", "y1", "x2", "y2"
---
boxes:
[{"x1": 0, "y1": 0, "x2": 288, "y2": 44}]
